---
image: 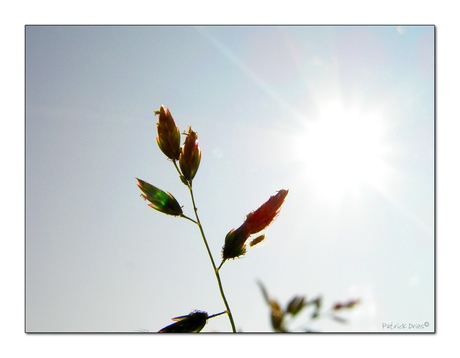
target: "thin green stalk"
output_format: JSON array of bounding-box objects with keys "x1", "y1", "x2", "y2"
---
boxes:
[
  {"x1": 208, "y1": 310, "x2": 227, "y2": 319},
  {"x1": 188, "y1": 184, "x2": 236, "y2": 332},
  {"x1": 180, "y1": 214, "x2": 197, "y2": 224},
  {"x1": 172, "y1": 160, "x2": 236, "y2": 332},
  {"x1": 217, "y1": 260, "x2": 225, "y2": 271}
]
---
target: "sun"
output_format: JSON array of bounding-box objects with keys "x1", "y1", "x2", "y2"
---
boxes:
[{"x1": 292, "y1": 99, "x2": 391, "y2": 207}]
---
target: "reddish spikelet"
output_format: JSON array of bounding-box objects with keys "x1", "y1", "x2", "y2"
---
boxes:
[
  {"x1": 155, "y1": 105, "x2": 181, "y2": 161},
  {"x1": 243, "y1": 189, "x2": 289, "y2": 235},
  {"x1": 179, "y1": 127, "x2": 201, "y2": 182},
  {"x1": 222, "y1": 189, "x2": 288, "y2": 260}
]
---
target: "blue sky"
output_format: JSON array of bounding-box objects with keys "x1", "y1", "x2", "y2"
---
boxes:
[{"x1": 25, "y1": 25, "x2": 434, "y2": 332}]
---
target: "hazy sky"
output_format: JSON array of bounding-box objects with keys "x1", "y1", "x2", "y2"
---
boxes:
[{"x1": 25, "y1": 25, "x2": 434, "y2": 332}]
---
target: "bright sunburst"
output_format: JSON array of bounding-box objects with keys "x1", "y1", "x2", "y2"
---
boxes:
[{"x1": 292, "y1": 99, "x2": 391, "y2": 207}]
